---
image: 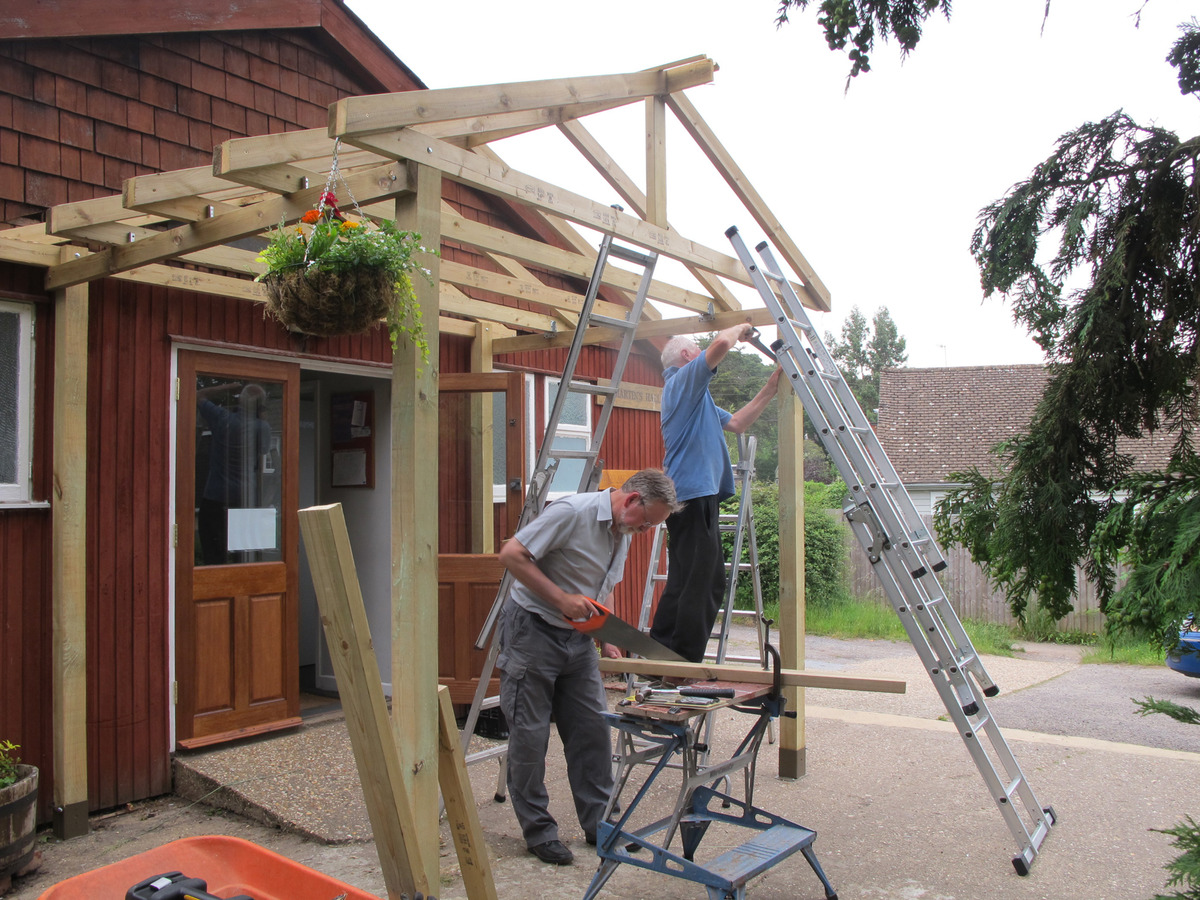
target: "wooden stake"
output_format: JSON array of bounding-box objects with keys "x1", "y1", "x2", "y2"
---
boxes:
[{"x1": 297, "y1": 504, "x2": 430, "y2": 900}]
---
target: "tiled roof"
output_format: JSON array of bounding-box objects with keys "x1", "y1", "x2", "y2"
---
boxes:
[{"x1": 876, "y1": 364, "x2": 1177, "y2": 484}]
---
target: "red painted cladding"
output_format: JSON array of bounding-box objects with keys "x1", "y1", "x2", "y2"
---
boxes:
[{"x1": 0, "y1": 18, "x2": 421, "y2": 819}]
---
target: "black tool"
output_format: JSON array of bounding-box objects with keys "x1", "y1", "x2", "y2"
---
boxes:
[{"x1": 126, "y1": 872, "x2": 253, "y2": 900}]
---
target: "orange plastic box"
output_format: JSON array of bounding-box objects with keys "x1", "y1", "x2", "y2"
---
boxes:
[{"x1": 37, "y1": 834, "x2": 380, "y2": 900}]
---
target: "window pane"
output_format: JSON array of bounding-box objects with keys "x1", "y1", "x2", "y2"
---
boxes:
[
  {"x1": 0, "y1": 311, "x2": 18, "y2": 485},
  {"x1": 195, "y1": 377, "x2": 284, "y2": 565},
  {"x1": 548, "y1": 435, "x2": 587, "y2": 493},
  {"x1": 491, "y1": 393, "x2": 507, "y2": 488},
  {"x1": 548, "y1": 379, "x2": 588, "y2": 428}
]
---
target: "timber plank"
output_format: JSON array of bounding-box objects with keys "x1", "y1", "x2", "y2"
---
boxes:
[
  {"x1": 598, "y1": 657, "x2": 906, "y2": 694},
  {"x1": 297, "y1": 504, "x2": 431, "y2": 900},
  {"x1": 329, "y1": 60, "x2": 716, "y2": 138}
]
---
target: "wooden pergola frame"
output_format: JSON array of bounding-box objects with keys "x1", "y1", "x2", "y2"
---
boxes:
[{"x1": 4, "y1": 57, "x2": 834, "y2": 882}]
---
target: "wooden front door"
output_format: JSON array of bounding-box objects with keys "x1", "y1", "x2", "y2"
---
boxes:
[{"x1": 175, "y1": 351, "x2": 300, "y2": 748}]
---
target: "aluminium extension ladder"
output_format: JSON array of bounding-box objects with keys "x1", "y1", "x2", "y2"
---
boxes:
[
  {"x1": 725, "y1": 225, "x2": 1056, "y2": 875},
  {"x1": 458, "y1": 232, "x2": 658, "y2": 793}
]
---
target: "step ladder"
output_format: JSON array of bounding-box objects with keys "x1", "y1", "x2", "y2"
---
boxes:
[
  {"x1": 639, "y1": 433, "x2": 769, "y2": 667},
  {"x1": 458, "y1": 232, "x2": 659, "y2": 790},
  {"x1": 725, "y1": 225, "x2": 1056, "y2": 876},
  {"x1": 637, "y1": 433, "x2": 775, "y2": 761}
]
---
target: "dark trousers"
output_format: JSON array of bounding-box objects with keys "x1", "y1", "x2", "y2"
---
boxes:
[
  {"x1": 497, "y1": 603, "x2": 614, "y2": 848},
  {"x1": 648, "y1": 495, "x2": 725, "y2": 663}
]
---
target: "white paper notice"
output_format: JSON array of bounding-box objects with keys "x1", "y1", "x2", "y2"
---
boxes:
[
  {"x1": 226, "y1": 507, "x2": 277, "y2": 551},
  {"x1": 332, "y1": 448, "x2": 367, "y2": 486}
]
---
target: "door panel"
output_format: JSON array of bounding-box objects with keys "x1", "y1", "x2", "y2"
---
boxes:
[{"x1": 176, "y1": 351, "x2": 300, "y2": 748}]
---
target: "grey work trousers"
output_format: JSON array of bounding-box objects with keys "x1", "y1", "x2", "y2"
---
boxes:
[{"x1": 497, "y1": 602, "x2": 614, "y2": 848}]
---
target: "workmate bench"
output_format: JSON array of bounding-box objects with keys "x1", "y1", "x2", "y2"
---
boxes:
[{"x1": 582, "y1": 679, "x2": 837, "y2": 900}]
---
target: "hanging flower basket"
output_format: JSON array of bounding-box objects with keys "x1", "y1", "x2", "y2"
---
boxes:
[
  {"x1": 256, "y1": 192, "x2": 432, "y2": 360},
  {"x1": 262, "y1": 264, "x2": 395, "y2": 338}
]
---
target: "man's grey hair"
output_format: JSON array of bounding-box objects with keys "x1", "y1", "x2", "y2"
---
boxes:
[
  {"x1": 660, "y1": 336, "x2": 697, "y2": 370},
  {"x1": 621, "y1": 468, "x2": 684, "y2": 514}
]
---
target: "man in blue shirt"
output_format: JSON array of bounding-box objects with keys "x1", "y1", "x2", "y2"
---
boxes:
[
  {"x1": 649, "y1": 323, "x2": 781, "y2": 662},
  {"x1": 497, "y1": 468, "x2": 680, "y2": 865}
]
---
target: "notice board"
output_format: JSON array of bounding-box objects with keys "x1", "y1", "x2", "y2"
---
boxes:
[{"x1": 330, "y1": 391, "x2": 374, "y2": 488}]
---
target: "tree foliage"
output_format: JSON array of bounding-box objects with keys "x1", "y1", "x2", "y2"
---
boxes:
[
  {"x1": 825, "y1": 305, "x2": 908, "y2": 422},
  {"x1": 776, "y1": 0, "x2": 951, "y2": 83},
  {"x1": 936, "y1": 25, "x2": 1200, "y2": 626}
]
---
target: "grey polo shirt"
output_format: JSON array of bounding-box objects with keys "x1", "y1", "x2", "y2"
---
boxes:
[{"x1": 509, "y1": 489, "x2": 631, "y2": 629}]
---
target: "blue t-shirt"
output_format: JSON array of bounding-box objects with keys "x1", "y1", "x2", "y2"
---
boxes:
[{"x1": 660, "y1": 354, "x2": 734, "y2": 502}]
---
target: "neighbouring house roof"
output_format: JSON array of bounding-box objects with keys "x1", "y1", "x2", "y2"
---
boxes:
[{"x1": 876, "y1": 364, "x2": 1177, "y2": 484}]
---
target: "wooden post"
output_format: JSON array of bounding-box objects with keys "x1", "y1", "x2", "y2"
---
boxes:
[
  {"x1": 437, "y1": 686, "x2": 498, "y2": 900},
  {"x1": 297, "y1": 504, "x2": 430, "y2": 899},
  {"x1": 777, "y1": 378, "x2": 806, "y2": 779},
  {"x1": 391, "y1": 161, "x2": 442, "y2": 886},
  {"x1": 51, "y1": 268, "x2": 89, "y2": 839},
  {"x1": 645, "y1": 95, "x2": 667, "y2": 227},
  {"x1": 470, "y1": 321, "x2": 495, "y2": 554}
]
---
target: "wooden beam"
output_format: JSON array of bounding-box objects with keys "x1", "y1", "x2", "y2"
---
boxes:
[
  {"x1": 436, "y1": 687, "x2": 498, "y2": 899},
  {"x1": 597, "y1": 658, "x2": 905, "y2": 694},
  {"x1": 329, "y1": 59, "x2": 716, "y2": 138},
  {"x1": 341, "y1": 128, "x2": 755, "y2": 288},
  {"x1": 778, "y1": 381, "x2": 807, "y2": 778},
  {"x1": 443, "y1": 211, "x2": 705, "y2": 314},
  {"x1": 51, "y1": 260, "x2": 89, "y2": 839},
  {"x1": 492, "y1": 306, "x2": 774, "y2": 355},
  {"x1": 213, "y1": 129, "x2": 390, "y2": 183},
  {"x1": 440, "y1": 258, "x2": 628, "y2": 321},
  {"x1": 440, "y1": 282, "x2": 558, "y2": 332},
  {"x1": 121, "y1": 167, "x2": 253, "y2": 219},
  {"x1": 0, "y1": 235, "x2": 60, "y2": 267},
  {"x1": 645, "y1": 96, "x2": 667, "y2": 227},
  {"x1": 297, "y1": 504, "x2": 430, "y2": 899},
  {"x1": 666, "y1": 91, "x2": 833, "y2": 312},
  {"x1": 557, "y1": 118, "x2": 741, "y2": 311},
  {"x1": 415, "y1": 97, "x2": 635, "y2": 148},
  {"x1": 391, "y1": 162, "x2": 442, "y2": 889},
  {"x1": 45, "y1": 162, "x2": 412, "y2": 290}
]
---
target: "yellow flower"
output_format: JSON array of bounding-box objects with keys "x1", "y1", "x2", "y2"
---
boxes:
[{"x1": 340, "y1": 220, "x2": 360, "y2": 232}]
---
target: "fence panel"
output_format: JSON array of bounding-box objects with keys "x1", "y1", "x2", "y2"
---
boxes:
[{"x1": 841, "y1": 512, "x2": 1105, "y2": 635}]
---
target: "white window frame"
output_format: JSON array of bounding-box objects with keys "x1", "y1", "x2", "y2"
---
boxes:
[
  {"x1": 0, "y1": 300, "x2": 35, "y2": 504},
  {"x1": 529, "y1": 374, "x2": 594, "y2": 501}
]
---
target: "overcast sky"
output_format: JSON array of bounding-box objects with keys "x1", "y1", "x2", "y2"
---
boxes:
[{"x1": 347, "y1": 0, "x2": 1196, "y2": 368}]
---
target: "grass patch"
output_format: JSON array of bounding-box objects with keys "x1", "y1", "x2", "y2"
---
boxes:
[
  {"x1": 797, "y1": 598, "x2": 1017, "y2": 656},
  {"x1": 1081, "y1": 636, "x2": 1166, "y2": 666}
]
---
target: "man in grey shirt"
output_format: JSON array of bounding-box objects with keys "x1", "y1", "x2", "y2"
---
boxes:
[{"x1": 497, "y1": 468, "x2": 680, "y2": 865}]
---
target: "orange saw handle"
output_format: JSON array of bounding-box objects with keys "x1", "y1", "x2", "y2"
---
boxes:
[{"x1": 566, "y1": 598, "x2": 609, "y2": 634}]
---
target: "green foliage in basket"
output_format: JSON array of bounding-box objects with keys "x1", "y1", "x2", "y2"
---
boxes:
[{"x1": 256, "y1": 199, "x2": 433, "y2": 360}]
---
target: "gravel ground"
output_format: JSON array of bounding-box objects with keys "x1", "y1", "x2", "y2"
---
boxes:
[{"x1": 8, "y1": 630, "x2": 1200, "y2": 900}]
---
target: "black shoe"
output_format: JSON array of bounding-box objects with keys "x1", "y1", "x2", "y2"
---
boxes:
[
  {"x1": 585, "y1": 831, "x2": 597, "y2": 846},
  {"x1": 529, "y1": 839, "x2": 574, "y2": 865}
]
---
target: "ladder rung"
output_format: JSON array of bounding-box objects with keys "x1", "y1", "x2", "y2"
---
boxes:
[
  {"x1": 567, "y1": 382, "x2": 617, "y2": 397},
  {"x1": 550, "y1": 448, "x2": 599, "y2": 460},
  {"x1": 607, "y1": 243, "x2": 655, "y2": 266},
  {"x1": 588, "y1": 313, "x2": 638, "y2": 331}
]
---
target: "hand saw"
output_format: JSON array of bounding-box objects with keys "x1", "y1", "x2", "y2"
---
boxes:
[{"x1": 568, "y1": 599, "x2": 686, "y2": 661}]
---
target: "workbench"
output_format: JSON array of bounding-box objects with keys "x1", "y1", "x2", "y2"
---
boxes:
[{"x1": 581, "y1": 679, "x2": 837, "y2": 900}]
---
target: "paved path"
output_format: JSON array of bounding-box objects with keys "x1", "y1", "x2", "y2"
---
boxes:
[{"x1": 11, "y1": 631, "x2": 1200, "y2": 900}]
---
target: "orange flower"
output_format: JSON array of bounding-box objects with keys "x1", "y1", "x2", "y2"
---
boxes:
[
  {"x1": 339, "y1": 220, "x2": 360, "y2": 232},
  {"x1": 300, "y1": 209, "x2": 321, "y2": 224}
]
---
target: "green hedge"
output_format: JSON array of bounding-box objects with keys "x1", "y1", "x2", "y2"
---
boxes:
[{"x1": 719, "y1": 481, "x2": 849, "y2": 612}]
